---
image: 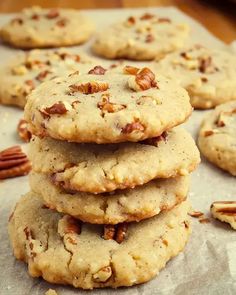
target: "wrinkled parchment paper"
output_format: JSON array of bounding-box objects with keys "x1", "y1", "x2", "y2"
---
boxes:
[{"x1": 0, "y1": 7, "x2": 235, "y2": 295}]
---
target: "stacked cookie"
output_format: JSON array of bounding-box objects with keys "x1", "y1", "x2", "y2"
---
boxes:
[{"x1": 8, "y1": 66, "x2": 200, "y2": 289}]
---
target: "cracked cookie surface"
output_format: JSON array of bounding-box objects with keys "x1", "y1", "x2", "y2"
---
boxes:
[
  {"x1": 0, "y1": 49, "x2": 99, "y2": 108},
  {"x1": 92, "y1": 13, "x2": 189, "y2": 60},
  {"x1": 0, "y1": 7, "x2": 94, "y2": 48},
  {"x1": 24, "y1": 68, "x2": 192, "y2": 143},
  {"x1": 29, "y1": 172, "x2": 189, "y2": 224},
  {"x1": 154, "y1": 45, "x2": 236, "y2": 109},
  {"x1": 8, "y1": 192, "x2": 191, "y2": 289},
  {"x1": 29, "y1": 128, "x2": 199, "y2": 194},
  {"x1": 198, "y1": 101, "x2": 236, "y2": 175}
]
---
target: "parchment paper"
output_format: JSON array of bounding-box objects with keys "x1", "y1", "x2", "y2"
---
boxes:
[{"x1": 0, "y1": 7, "x2": 235, "y2": 295}]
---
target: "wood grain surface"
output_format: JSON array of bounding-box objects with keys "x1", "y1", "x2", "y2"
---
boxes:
[{"x1": 0, "y1": 0, "x2": 235, "y2": 43}]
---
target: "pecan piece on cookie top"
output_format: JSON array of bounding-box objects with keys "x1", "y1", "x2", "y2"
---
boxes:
[
  {"x1": 88, "y1": 65, "x2": 107, "y2": 75},
  {"x1": 39, "y1": 101, "x2": 72, "y2": 118},
  {"x1": 103, "y1": 223, "x2": 128, "y2": 244},
  {"x1": 69, "y1": 81, "x2": 109, "y2": 95}
]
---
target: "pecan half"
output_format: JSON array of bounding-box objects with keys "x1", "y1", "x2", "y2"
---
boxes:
[
  {"x1": 0, "y1": 146, "x2": 31, "y2": 179},
  {"x1": 122, "y1": 120, "x2": 145, "y2": 134},
  {"x1": 40, "y1": 101, "x2": 70, "y2": 118},
  {"x1": 123, "y1": 65, "x2": 140, "y2": 75},
  {"x1": 46, "y1": 9, "x2": 59, "y2": 19},
  {"x1": 17, "y1": 119, "x2": 32, "y2": 142},
  {"x1": 88, "y1": 66, "x2": 107, "y2": 75},
  {"x1": 211, "y1": 201, "x2": 236, "y2": 229},
  {"x1": 103, "y1": 223, "x2": 128, "y2": 244},
  {"x1": 69, "y1": 81, "x2": 109, "y2": 95}
]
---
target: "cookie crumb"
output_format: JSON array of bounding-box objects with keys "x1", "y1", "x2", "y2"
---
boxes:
[{"x1": 45, "y1": 289, "x2": 58, "y2": 295}]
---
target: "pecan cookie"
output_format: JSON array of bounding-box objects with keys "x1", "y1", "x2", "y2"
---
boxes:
[
  {"x1": 0, "y1": 7, "x2": 94, "y2": 48},
  {"x1": 29, "y1": 128, "x2": 200, "y2": 194},
  {"x1": 29, "y1": 172, "x2": 189, "y2": 224},
  {"x1": 8, "y1": 192, "x2": 191, "y2": 289},
  {"x1": 92, "y1": 13, "x2": 189, "y2": 60},
  {"x1": 198, "y1": 101, "x2": 236, "y2": 175},
  {"x1": 0, "y1": 49, "x2": 100, "y2": 108},
  {"x1": 154, "y1": 45, "x2": 236, "y2": 109},
  {"x1": 24, "y1": 67, "x2": 192, "y2": 143}
]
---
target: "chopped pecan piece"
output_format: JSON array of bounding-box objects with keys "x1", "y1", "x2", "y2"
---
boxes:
[
  {"x1": 158, "y1": 17, "x2": 171, "y2": 23},
  {"x1": 115, "y1": 223, "x2": 128, "y2": 244},
  {"x1": 127, "y1": 16, "x2": 136, "y2": 24},
  {"x1": 11, "y1": 18, "x2": 23, "y2": 25},
  {"x1": 56, "y1": 18, "x2": 67, "y2": 27},
  {"x1": 141, "y1": 131, "x2": 168, "y2": 146},
  {"x1": 46, "y1": 9, "x2": 59, "y2": 19},
  {"x1": 189, "y1": 211, "x2": 204, "y2": 218},
  {"x1": 103, "y1": 223, "x2": 128, "y2": 243},
  {"x1": 135, "y1": 67, "x2": 157, "y2": 90},
  {"x1": 35, "y1": 70, "x2": 51, "y2": 82},
  {"x1": 201, "y1": 77, "x2": 208, "y2": 83},
  {"x1": 0, "y1": 146, "x2": 31, "y2": 179},
  {"x1": 145, "y1": 34, "x2": 154, "y2": 43},
  {"x1": 199, "y1": 218, "x2": 210, "y2": 224},
  {"x1": 103, "y1": 224, "x2": 116, "y2": 240},
  {"x1": 31, "y1": 14, "x2": 40, "y2": 20},
  {"x1": 98, "y1": 94, "x2": 125, "y2": 116},
  {"x1": 204, "y1": 130, "x2": 214, "y2": 137},
  {"x1": 93, "y1": 266, "x2": 112, "y2": 283},
  {"x1": 140, "y1": 13, "x2": 155, "y2": 20},
  {"x1": 69, "y1": 81, "x2": 109, "y2": 95},
  {"x1": 122, "y1": 120, "x2": 145, "y2": 134},
  {"x1": 24, "y1": 227, "x2": 34, "y2": 240},
  {"x1": 17, "y1": 119, "x2": 32, "y2": 142},
  {"x1": 88, "y1": 66, "x2": 107, "y2": 75},
  {"x1": 40, "y1": 101, "x2": 70, "y2": 117},
  {"x1": 199, "y1": 56, "x2": 212, "y2": 73},
  {"x1": 123, "y1": 65, "x2": 140, "y2": 75},
  {"x1": 25, "y1": 79, "x2": 35, "y2": 90},
  {"x1": 58, "y1": 215, "x2": 82, "y2": 237}
]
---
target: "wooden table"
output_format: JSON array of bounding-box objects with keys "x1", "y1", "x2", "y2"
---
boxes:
[{"x1": 0, "y1": 0, "x2": 235, "y2": 43}]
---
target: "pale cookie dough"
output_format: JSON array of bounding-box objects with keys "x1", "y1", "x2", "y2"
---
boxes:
[
  {"x1": 198, "y1": 101, "x2": 236, "y2": 175},
  {"x1": 0, "y1": 7, "x2": 94, "y2": 48},
  {"x1": 92, "y1": 12, "x2": 189, "y2": 60},
  {"x1": 29, "y1": 172, "x2": 189, "y2": 224},
  {"x1": 8, "y1": 192, "x2": 191, "y2": 289},
  {"x1": 24, "y1": 67, "x2": 192, "y2": 143},
  {"x1": 154, "y1": 45, "x2": 236, "y2": 109},
  {"x1": 0, "y1": 49, "x2": 100, "y2": 108},
  {"x1": 211, "y1": 201, "x2": 236, "y2": 230},
  {"x1": 29, "y1": 128, "x2": 200, "y2": 194}
]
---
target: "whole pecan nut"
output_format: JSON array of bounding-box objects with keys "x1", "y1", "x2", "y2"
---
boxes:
[{"x1": 0, "y1": 145, "x2": 31, "y2": 179}]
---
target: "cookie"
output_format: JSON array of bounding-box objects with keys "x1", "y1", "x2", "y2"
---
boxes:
[
  {"x1": 0, "y1": 49, "x2": 100, "y2": 108},
  {"x1": 155, "y1": 45, "x2": 236, "y2": 109},
  {"x1": 24, "y1": 67, "x2": 192, "y2": 143},
  {"x1": 92, "y1": 13, "x2": 189, "y2": 61},
  {"x1": 8, "y1": 192, "x2": 191, "y2": 289},
  {"x1": 198, "y1": 101, "x2": 236, "y2": 175},
  {"x1": 0, "y1": 7, "x2": 94, "y2": 48},
  {"x1": 29, "y1": 172, "x2": 189, "y2": 224},
  {"x1": 29, "y1": 128, "x2": 199, "y2": 194},
  {"x1": 211, "y1": 201, "x2": 236, "y2": 230}
]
